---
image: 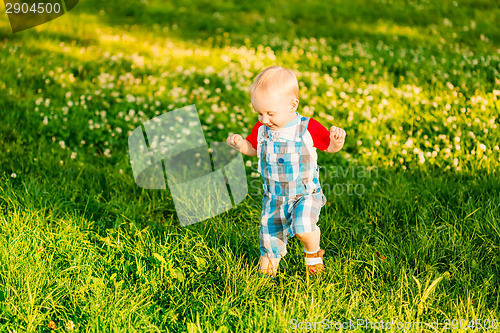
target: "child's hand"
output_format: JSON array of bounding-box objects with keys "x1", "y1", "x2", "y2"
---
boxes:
[
  {"x1": 330, "y1": 126, "x2": 346, "y2": 142},
  {"x1": 226, "y1": 134, "x2": 244, "y2": 151}
]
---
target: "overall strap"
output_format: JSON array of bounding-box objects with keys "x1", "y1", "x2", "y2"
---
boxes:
[
  {"x1": 263, "y1": 124, "x2": 270, "y2": 139},
  {"x1": 297, "y1": 116, "x2": 310, "y2": 138}
]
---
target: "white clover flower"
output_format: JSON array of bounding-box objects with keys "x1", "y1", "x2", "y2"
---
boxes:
[
  {"x1": 10, "y1": 173, "x2": 17, "y2": 178},
  {"x1": 66, "y1": 320, "x2": 75, "y2": 330}
]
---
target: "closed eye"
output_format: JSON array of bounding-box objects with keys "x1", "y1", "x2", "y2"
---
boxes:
[{"x1": 257, "y1": 111, "x2": 274, "y2": 116}]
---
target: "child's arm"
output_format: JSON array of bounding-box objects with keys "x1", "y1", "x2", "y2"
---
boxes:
[
  {"x1": 226, "y1": 134, "x2": 257, "y2": 156},
  {"x1": 325, "y1": 126, "x2": 346, "y2": 153}
]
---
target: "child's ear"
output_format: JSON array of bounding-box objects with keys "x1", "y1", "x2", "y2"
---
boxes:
[{"x1": 291, "y1": 98, "x2": 299, "y2": 111}]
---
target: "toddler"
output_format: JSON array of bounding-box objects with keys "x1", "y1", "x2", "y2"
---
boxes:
[{"x1": 226, "y1": 66, "x2": 346, "y2": 278}]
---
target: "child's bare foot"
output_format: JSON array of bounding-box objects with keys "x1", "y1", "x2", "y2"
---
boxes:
[{"x1": 259, "y1": 255, "x2": 280, "y2": 277}]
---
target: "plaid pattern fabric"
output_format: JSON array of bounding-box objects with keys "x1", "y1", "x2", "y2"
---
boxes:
[
  {"x1": 258, "y1": 117, "x2": 321, "y2": 196},
  {"x1": 257, "y1": 115, "x2": 327, "y2": 259}
]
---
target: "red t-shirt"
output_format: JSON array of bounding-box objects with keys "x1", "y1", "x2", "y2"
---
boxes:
[{"x1": 246, "y1": 118, "x2": 330, "y2": 151}]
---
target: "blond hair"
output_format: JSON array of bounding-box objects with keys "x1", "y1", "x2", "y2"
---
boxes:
[{"x1": 250, "y1": 66, "x2": 299, "y2": 101}]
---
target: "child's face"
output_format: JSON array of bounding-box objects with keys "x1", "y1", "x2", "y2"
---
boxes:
[{"x1": 252, "y1": 91, "x2": 298, "y2": 130}]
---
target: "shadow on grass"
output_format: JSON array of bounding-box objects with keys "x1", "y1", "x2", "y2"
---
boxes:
[{"x1": 70, "y1": 0, "x2": 500, "y2": 49}]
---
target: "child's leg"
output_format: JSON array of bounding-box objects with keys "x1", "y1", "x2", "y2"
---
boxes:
[
  {"x1": 295, "y1": 227, "x2": 320, "y2": 252},
  {"x1": 259, "y1": 256, "x2": 281, "y2": 277},
  {"x1": 291, "y1": 191, "x2": 326, "y2": 276},
  {"x1": 296, "y1": 227, "x2": 325, "y2": 276}
]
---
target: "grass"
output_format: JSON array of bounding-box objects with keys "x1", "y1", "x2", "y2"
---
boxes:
[
  {"x1": 0, "y1": 0, "x2": 499, "y2": 331},
  {"x1": 1, "y1": 166, "x2": 499, "y2": 331}
]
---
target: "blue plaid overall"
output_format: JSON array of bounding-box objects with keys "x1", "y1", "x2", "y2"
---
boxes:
[{"x1": 257, "y1": 115, "x2": 327, "y2": 259}]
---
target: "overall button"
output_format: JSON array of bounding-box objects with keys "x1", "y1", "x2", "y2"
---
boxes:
[
  {"x1": 278, "y1": 158, "x2": 284, "y2": 163},
  {"x1": 313, "y1": 178, "x2": 318, "y2": 184},
  {"x1": 301, "y1": 117, "x2": 307, "y2": 121}
]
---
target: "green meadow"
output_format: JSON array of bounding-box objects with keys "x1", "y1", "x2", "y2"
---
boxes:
[{"x1": 0, "y1": 0, "x2": 499, "y2": 331}]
